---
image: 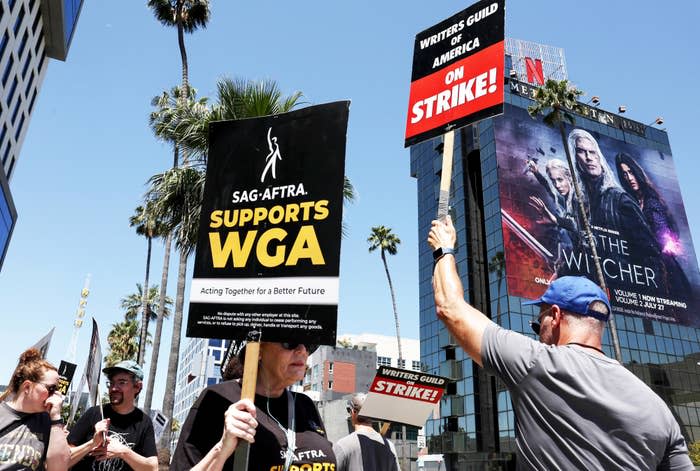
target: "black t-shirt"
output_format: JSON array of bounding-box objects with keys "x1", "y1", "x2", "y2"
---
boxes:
[
  {"x1": 172, "y1": 381, "x2": 336, "y2": 471},
  {"x1": 67, "y1": 404, "x2": 157, "y2": 471}
]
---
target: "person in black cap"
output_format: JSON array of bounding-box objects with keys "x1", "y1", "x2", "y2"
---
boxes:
[
  {"x1": 67, "y1": 360, "x2": 157, "y2": 471},
  {"x1": 428, "y1": 215, "x2": 692, "y2": 470}
]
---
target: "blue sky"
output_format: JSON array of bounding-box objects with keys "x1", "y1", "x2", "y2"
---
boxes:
[{"x1": 1, "y1": 1, "x2": 698, "y2": 409}]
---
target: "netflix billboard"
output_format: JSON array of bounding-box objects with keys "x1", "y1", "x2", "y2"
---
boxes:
[
  {"x1": 495, "y1": 104, "x2": 700, "y2": 327},
  {"x1": 405, "y1": 0, "x2": 505, "y2": 147}
]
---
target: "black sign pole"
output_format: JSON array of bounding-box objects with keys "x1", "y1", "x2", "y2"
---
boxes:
[{"x1": 232, "y1": 330, "x2": 261, "y2": 471}]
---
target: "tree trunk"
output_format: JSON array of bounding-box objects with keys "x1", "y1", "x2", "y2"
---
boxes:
[
  {"x1": 138, "y1": 237, "x2": 153, "y2": 366},
  {"x1": 381, "y1": 250, "x2": 403, "y2": 363},
  {"x1": 144, "y1": 232, "x2": 172, "y2": 414},
  {"x1": 176, "y1": 0, "x2": 189, "y2": 100},
  {"x1": 159, "y1": 246, "x2": 188, "y2": 465},
  {"x1": 558, "y1": 120, "x2": 623, "y2": 363}
]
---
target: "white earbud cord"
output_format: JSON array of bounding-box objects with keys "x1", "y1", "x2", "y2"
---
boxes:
[{"x1": 266, "y1": 390, "x2": 296, "y2": 471}]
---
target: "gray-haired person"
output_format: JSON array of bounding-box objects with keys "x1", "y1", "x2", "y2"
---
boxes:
[
  {"x1": 428, "y1": 215, "x2": 693, "y2": 470},
  {"x1": 333, "y1": 393, "x2": 400, "y2": 471}
]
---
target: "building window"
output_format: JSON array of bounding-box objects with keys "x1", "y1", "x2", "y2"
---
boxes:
[
  {"x1": 6, "y1": 77, "x2": 18, "y2": 106},
  {"x1": 11, "y1": 100, "x2": 21, "y2": 125},
  {"x1": 398, "y1": 359, "x2": 406, "y2": 369},
  {"x1": 412, "y1": 360, "x2": 421, "y2": 371},
  {"x1": 18, "y1": 30, "x2": 29, "y2": 59},
  {"x1": 14, "y1": 114, "x2": 25, "y2": 140},
  {"x1": 28, "y1": 88, "x2": 37, "y2": 113},
  {"x1": 377, "y1": 356, "x2": 391, "y2": 367},
  {"x1": 8, "y1": 0, "x2": 17, "y2": 11},
  {"x1": 14, "y1": 6, "x2": 25, "y2": 35},
  {"x1": 0, "y1": 33, "x2": 9, "y2": 59},
  {"x1": 2, "y1": 56, "x2": 13, "y2": 86},
  {"x1": 21, "y1": 52, "x2": 31, "y2": 78},
  {"x1": 6, "y1": 157, "x2": 15, "y2": 180},
  {"x1": 327, "y1": 381, "x2": 333, "y2": 390},
  {"x1": 328, "y1": 361, "x2": 333, "y2": 374},
  {"x1": 32, "y1": 6, "x2": 41, "y2": 33},
  {"x1": 25, "y1": 70, "x2": 34, "y2": 97}
]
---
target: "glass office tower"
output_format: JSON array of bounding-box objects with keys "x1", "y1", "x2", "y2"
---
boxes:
[
  {"x1": 412, "y1": 57, "x2": 700, "y2": 470},
  {"x1": 0, "y1": 0, "x2": 84, "y2": 270}
]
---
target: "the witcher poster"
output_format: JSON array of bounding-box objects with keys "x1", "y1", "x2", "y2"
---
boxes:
[{"x1": 495, "y1": 104, "x2": 700, "y2": 327}]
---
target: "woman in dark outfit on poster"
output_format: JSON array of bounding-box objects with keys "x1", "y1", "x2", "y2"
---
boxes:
[
  {"x1": 615, "y1": 151, "x2": 692, "y2": 299},
  {"x1": 171, "y1": 342, "x2": 335, "y2": 471}
]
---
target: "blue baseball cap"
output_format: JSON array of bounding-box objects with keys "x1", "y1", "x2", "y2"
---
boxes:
[{"x1": 523, "y1": 276, "x2": 611, "y2": 321}]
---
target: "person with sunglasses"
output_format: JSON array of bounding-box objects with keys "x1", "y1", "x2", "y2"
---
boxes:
[
  {"x1": 172, "y1": 341, "x2": 335, "y2": 471},
  {"x1": 428, "y1": 215, "x2": 692, "y2": 470},
  {"x1": 67, "y1": 360, "x2": 157, "y2": 471},
  {"x1": 0, "y1": 348, "x2": 70, "y2": 471}
]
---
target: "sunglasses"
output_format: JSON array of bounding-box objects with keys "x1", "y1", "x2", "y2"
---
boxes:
[
  {"x1": 280, "y1": 343, "x2": 319, "y2": 355},
  {"x1": 529, "y1": 306, "x2": 553, "y2": 336},
  {"x1": 38, "y1": 382, "x2": 59, "y2": 395}
]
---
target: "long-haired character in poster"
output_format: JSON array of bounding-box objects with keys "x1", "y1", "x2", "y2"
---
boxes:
[{"x1": 495, "y1": 105, "x2": 700, "y2": 327}]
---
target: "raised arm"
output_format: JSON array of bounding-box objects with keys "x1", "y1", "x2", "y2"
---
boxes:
[
  {"x1": 428, "y1": 216, "x2": 492, "y2": 366},
  {"x1": 45, "y1": 393, "x2": 70, "y2": 471}
]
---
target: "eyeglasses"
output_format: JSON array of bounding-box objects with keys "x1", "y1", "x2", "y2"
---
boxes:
[
  {"x1": 38, "y1": 383, "x2": 59, "y2": 395},
  {"x1": 529, "y1": 306, "x2": 553, "y2": 336},
  {"x1": 106, "y1": 379, "x2": 133, "y2": 389},
  {"x1": 280, "y1": 343, "x2": 319, "y2": 355}
]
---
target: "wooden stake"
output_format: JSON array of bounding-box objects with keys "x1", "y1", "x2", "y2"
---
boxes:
[
  {"x1": 380, "y1": 421, "x2": 391, "y2": 437},
  {"x1": 437, "y1": 130, "x2": 455, "y2": 219},
  {"x1": 233, "y1": 331, "x2": 261, "y2": 471}
]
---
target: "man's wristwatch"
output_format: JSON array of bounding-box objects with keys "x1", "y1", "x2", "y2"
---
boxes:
[
  {"x1": 50, "y1": 418, "x2": 64, "y2": 426},
  {"x1": 433, "y1": 247, "x2": 455, "y2": 262}
]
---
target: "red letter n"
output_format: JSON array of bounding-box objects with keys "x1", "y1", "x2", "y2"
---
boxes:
[{"x1": 525, "y1": 57, "x2": 544, "y2": 85}]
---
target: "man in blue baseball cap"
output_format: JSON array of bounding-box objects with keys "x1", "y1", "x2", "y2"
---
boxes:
[
  {"x1": 428, "y1": 216, "x2": 692, "y2": 470},
  {"x1": 68, "y1": 360, "x2": 157, "y2": 471}
]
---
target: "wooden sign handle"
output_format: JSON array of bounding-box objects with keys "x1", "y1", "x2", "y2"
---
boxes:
[
  {"x1": 233, "y1": 331, "x2": 261, "y2": 471},
  {"x1": 437, "y1": 130, "x2": 455, "y2": 220},
  {"x1": 380, "y1": 421, "x2": 391, "y2": 437}
]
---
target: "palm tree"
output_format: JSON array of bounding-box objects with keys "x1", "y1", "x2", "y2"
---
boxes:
[
  {"x1": 367, "y1": 226, "x2": 403, "y2": 363},
  {"x1": 130, "y1": 203, "x2": 168, "y2": 366},
  {"x1": 104, "y1": 319, "x2": 140, "y2": 366},
  {"x1": 488, "y1": 251, "x2": 505, "y2": 325},
  {"x1": 527, "y1": 78, "x2": 622, "y2": 363},
  {"x1": 146, "y1": 165, "x2": 203, "y2": 452},
  {"x1": 143, "y1": 86, "x2": 195, "y2": 415},
  {"x1": 145, "y1": 5, "x2": 209, "y2": 445},
  {"x1": 120, "y1": 283, "x2": 172, "y2": 327},
  {"x1": 147, "y1": 0, "x2": 210, "y2": 99}
]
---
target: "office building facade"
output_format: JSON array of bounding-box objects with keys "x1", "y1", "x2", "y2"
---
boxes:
[
  {"x1": 413, "y1": 41, "x2": 700, "y2": 469},
  {"x1": 171, "y1": 336, "x2": 231, "y2": 448},
  {"x1": 0, "y1": 0, "x2": 83, "y2": 269}
]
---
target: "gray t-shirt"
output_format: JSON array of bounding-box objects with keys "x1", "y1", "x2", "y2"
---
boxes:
[
  {"x1": 333, "y1": 428, "x2": 400, "y2": 471},
  {"x1": 0, "y1": 402, "x2": 50, "y2": 471},
  {"x1": 481, "y1": 324, "x2": 693, "y2": 470}
]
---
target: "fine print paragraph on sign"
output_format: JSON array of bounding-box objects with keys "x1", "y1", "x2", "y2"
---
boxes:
[{"x1": 196, "y1": 311, "x2": 323, "y2": 331}]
